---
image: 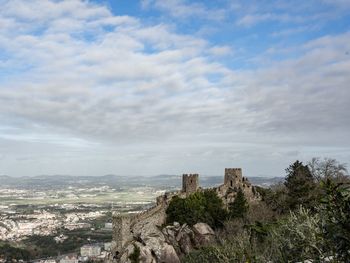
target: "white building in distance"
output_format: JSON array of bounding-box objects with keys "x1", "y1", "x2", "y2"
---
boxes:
[{"x1": 80, "y1": 244, "x2": 101, "y2": 257}]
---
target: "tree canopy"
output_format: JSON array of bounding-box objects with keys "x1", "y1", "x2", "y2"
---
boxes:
[
  {"x1": 284, "y1": 160, "x2": 317, "y2": 210},
  {"x1": 166, "y1": 189, "x2": 227, "y2": 229},
  {"x1": 228, "y1": 188, "x2": 249, "y2": 219}
]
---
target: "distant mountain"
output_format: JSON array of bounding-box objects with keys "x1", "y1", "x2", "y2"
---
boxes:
[{"x1": 0, "y1": 174, "x2": 283, "y2": 190}]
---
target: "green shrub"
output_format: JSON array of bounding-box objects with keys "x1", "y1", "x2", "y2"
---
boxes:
[
  {"x1": 228, "y1": 188, "x2": 248, "y2": 219},
  {"x1": 268, "y1": 206, "x2": 324, "y2": 262},
  {"x1": 319, "y1": 179, "x2": 350, "y2": 262},
  {"x1": 0, "y1": 243, "x2": 32, "y2": 261},
  {"x1": 128, "y1": 244, "x2": 140, "y2": 263},
  {"x1": 166, "y1": 189, "x2": 227, "y2": 228}
]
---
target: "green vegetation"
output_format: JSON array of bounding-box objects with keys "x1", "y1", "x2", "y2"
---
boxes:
[
  {"x1": 128, "y1": 244, "x2": 141, "y2": 263},
  {"x1": 284, "y1": 160, "x2": 317, "y2": 210},
  {"x1": 0, "y1": 226, "x2": 112, "y2": 261},
  {"x1": 319, "y1": 179, "x2": 350, "y2": 261},
  {"x1": 0, "y1": 243, "x2": 31, "y2": 261},
  {"x1": 166, "y1": 189, "x2": 228, "y2": 228},
  {"x1": 24, "y1": 234, "x2": 83, "y2": 258},
  {"x1": 24, "y1": 229, "x2": 111, "y2": 258},
  {"x1": 228, "y1": 188, "x2": 248, "y2": 219},
  {"x1": 179, "y1": 158, "x2": 350, "y2": 263}
]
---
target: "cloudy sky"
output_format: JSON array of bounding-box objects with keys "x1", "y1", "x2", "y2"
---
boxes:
[{"x1": 0, "y1": 0, "x2": 349, "y2": 177}]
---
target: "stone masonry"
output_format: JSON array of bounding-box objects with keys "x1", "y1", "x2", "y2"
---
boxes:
[
  {"x1": 224, "y1": 168, "x2": 242, "y2": 187},
  {"x1": 112, "y1": 213, "x2": 132, "y2": 258},
  {"x1": 110, "y1": 167, "x2": 260, "y2": 262},
  {"x1": 182, "y1": 174, "x2": 199, "y2": 196}
]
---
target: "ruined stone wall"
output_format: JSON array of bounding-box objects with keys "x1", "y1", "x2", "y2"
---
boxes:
[
  {"x1": 111, "y1": 199, "x2": 168, "y2": 260},
  {"x1": 112, "y1": 213, "x2": 132, "y2": 256},
  {"x1": 182, "y1": 174, "x2": 199, "y2": 195},
  {"x1": 111, "y1": 168, "x2": 261, "y2": 261},
  {"x1": 131, "y1": 203, "x2": 165, "y2": 227}
]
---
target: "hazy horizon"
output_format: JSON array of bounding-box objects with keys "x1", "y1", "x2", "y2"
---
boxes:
[
  {"x1": 0, "y1": 0, "x2": 349, "y2": 178},
  {"x1": 0, "y1": 172, "x2": 283, "y2": 178}
]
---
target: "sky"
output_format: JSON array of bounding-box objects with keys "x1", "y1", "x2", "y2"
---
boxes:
[{"x1": 0, "y1": 0, "x2": 349, "y2": 178}]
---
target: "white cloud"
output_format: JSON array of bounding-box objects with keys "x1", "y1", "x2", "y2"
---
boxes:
[{"x1": 0, "y1": 0, "x2": 349, "y2": 177}]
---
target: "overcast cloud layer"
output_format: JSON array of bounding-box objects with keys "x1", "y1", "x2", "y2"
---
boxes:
[{"x1": 0, "y1": 0, "x2": 349, "y2": 177}]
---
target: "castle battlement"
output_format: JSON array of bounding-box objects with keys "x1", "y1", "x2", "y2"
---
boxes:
[
  {"x1": 182, "y1": 173, "x2": 199, "y2": 196},
  {"x1": 111, "y1": 167, "x2": 260, "y2": 261},
  {"x1": 224, "y1": 168, "x2": 243, "y2": 187}
]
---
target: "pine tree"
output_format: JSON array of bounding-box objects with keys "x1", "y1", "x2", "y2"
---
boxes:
[
  {"x1": 284, "y1": 160, "x2": 316, "y2": 210},
  {"x1": 229, "y1": 188, "x2": 249, "y2": 218}
]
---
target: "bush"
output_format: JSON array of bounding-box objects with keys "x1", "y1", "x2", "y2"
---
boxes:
[
  {"x1": 185, "y1": 207, "x2": 327, "y2": 263},
  {"x1": 0, "y1": 243, "x2": 32, "y2": 261},
  {"x1": 319, "y1": 179, "x2": 350, "y2": 262},
  {"x1": 185, "y1": 159, "x2": 350, "y2": 263},
  {"x1": 183, "y1": 234, "x2": 262, "y2": 263},
  {"x1": 166, "y1": 189, "x2": 227, "y2": 229},
  {"x1": 256, "y1": 183, "x2": 289, "y2": 214},
  {"x1": 128, "y1": 244, "x2": 140, "y2": 263},
  {"x1": 267, "y1": 207, "x2": 324, "y2": 262}
]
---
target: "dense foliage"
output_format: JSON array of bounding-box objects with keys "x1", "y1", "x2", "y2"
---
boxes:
[
  {"x1": 166, "y1": 189, "x2": 228, "y2": 228},
  {"x1": 284, "y1": 160, "x2": 317, "y2": 210},
  {"x1": 129, "y1": 244, "x2": 141, "y2": 263},
  {"x1": 228, "y1": 188, "x2": 249, "y2": 219},
  {"x1": 319, "y1": 179, "x2": 350, "y2": 262},
  {"x1": 0, "y1": 243, "x2": 31, "y2": 261},
  {"x1": 0, "y1": 228, "x2": 112, "y2": 261},
  {"x1": 182, "y1": 158, "x2": 350, "y2": 263}
]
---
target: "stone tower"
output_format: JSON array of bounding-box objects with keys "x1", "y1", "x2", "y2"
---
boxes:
[
  {"x1": 112, "y1": 213, "x2": 132, "y2": 258},
  {"x1": 224, "y1": 168, "x2": 242, "y2": 188},
  {"x1": 182, "y1": 174, "x2": 199, "y2": 195}
]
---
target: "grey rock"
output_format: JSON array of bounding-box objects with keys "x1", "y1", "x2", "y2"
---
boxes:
[
  {"x1": 159, "y1": 243, "x2": 180, "y2": 263},
  {"x1": 192, "y1": 223, "x2": 215, "y2": 245},
  {"x1": 193, "y1": 223, "x2": 215, "y2": 236}
]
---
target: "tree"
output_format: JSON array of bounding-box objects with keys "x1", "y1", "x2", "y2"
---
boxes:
[
  {"x1": 257, "y1": 183, "x2": 288, "y2": 214},
  {"x1": 308, "y1": 157, "x2": 349, "y2": 183},
  {"x1": 268, "y1": 206, "x2": 324, "y2": 262},
  {"x1": 166, "y1": 190, "x2": 227, "y2": 228},
  {"x1": 202, "y1": 190, "x2": 228, "y2": 227},
  {"x1": 284, "y1": 160, "x2": 317, "y2": 210},
  {"x1": 229, "y1": 188, "x2": 249, "y2": 219},
  {"x1": 319, "y1": 179, "x2": 350, "y2": 262},
  {"x1": 166, "y1": 196, "x2": 190, "y2": 226}
]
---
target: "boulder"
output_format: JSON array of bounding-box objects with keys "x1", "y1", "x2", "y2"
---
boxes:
[
  {"x1": 159, "y1": 243, "x2": 181, "y2": 263},
  {"x1": 178, "y1": 232, "x2": 193, "y2": 254},
  {"x1": 193, "y1": 223, "x2": 215, "y2": 235},
  {"x1": 173, "y1": 221, "x2": 181, "y2": 230},
  {"x1": 139, "y1": 244, "x2": 156, "y2": 263},
  {"x1": 192, "y1": 223, "x2": 215, "y2": 245}
]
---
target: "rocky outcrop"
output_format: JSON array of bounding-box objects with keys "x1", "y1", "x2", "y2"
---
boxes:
[
  {"x1": 192, "y1": 222, "x2": 215, "y2": 245},
  {"x1": 111, "y1": 168, "x2": 260, "y2": 262},
  {"x1": 117, "y1": 222, "x2": 216, "y2": 263},
  {"x1": 163, "y1": 222, "x2": 216, "y2": 259}
]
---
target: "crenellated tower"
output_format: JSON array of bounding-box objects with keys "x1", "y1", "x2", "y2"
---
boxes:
[
  {"x1": 224, "y1": 168, "x2": 242, "y2": 188},
  {"x1": 182, "y1": 174, "x2": 199, "y2": 195}
]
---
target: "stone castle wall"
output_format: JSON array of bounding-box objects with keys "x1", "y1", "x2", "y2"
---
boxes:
[
  {"x1": 111, "y1": 168, "x2": 260, "y2": 261},
  {"x1": 112, "y1": 213, "x2": 132, "y2": 256}
]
